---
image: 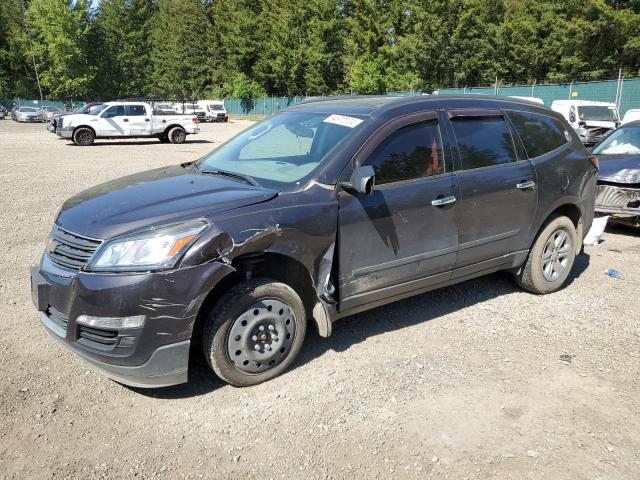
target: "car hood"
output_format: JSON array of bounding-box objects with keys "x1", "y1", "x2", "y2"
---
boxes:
[
  {"x1": 597, "y1": 154, "x2": 640, "y2": 184},
  {"x1": 56, "y1": 165, "x2": 278, "y2": 239}
]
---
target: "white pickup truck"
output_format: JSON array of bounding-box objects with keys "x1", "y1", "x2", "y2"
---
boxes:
[{"x1": 56, "y1": 101, "x2": 200, "y2": 146}]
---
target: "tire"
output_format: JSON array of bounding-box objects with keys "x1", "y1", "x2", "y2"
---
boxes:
[
  {"x1": 168, "y1": 126, "x2": 186, "y2": 144},
  {"x1": 73, "y1": 127, "x2": 95, "y2": 146},
  {"x1": 158, "y1": 135, "x2": 170, "y2": 143},
  {"x1": 515, "y1": 215, "x2": 578, "y2": 294},
  {"x1": 203, "y1": 278, "x2": 307, "y2": 387}
]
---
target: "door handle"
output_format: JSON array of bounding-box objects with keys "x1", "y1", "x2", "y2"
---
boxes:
[
  {"x1": 123, "y1": 118, "x2": 129, "y2": 122},
  {"x1": 431, "y1": 195, "x2": 457, "y2": 207},
  {"x1": 516, "y1": 180, "x2": 535, "y2": 190},
  {"x1": 145, "y1": 118, "x2": 150, "y2": 122}
]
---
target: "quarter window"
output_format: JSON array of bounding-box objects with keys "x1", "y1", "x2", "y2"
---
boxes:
[
  {"x1": 507, "y1": 111, "x2": 568, "y2": 158},
  {"x1": 365, "y1": 121, "x2": 444, "y2": 184},
  {"x1": 451, "y1": 116, "x2": 516, "y2": 170}
]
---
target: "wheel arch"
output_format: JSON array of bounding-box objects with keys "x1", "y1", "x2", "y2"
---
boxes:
[
  {"x1": 164, "y1": 124, "x2": 186, "y2": 135},
  {"x1": 73, "y1": 125, "x2": 96, "y2": 136},
  {"x1": 529, "y1": 200, "x2": 584, "y2": 254}
]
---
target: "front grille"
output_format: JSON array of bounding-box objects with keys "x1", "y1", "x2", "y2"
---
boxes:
[
  {"x1": 47, "y1": 306, "x2": 69, "y2": 331},
  {"x1": 78, "y1": 325, "x2": 118, "y2": 346},
  {"x1": 216, "y1": 112, "x2": 226, "y2": 117},
  {"x1": 596, "y1": 184, "x2": 640, "y2": 209},
  {"x1": 47, "y1": 225, "x2": 102, "y2": 271}
]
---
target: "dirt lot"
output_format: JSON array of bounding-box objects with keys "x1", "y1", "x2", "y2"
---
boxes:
[{"x1": 0, "y1": 119, "x2": 639, "y2": 480}]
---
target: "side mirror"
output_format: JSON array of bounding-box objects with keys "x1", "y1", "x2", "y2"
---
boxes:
[{"x1": 347, "y1": 166, "x2": 375, "y2": 195}]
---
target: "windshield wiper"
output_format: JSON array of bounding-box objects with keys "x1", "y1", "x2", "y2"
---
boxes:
[{"x1": 199, "y1": 168, "x2": 259, "y2": 187}]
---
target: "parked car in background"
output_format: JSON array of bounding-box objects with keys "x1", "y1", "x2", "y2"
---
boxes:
[
  {"x1": 31, "y1": 95, "x2": 597, "y2": 388},
  {"x1": 14, "y1": 106, "x2": 42, "y2": 123},
  {"x1": 0, "y1": 106, "x2": 7, "y2": 119},
  {"x1": 621, "y1": 109, "x2": 640, "y2": 125},
  {"x1": 48, "y1": 102, "x2": 103, "y2": 133},
  {"x1": 153, "y1": 102, "x2": 178, "y2": 115},
  {"x1": 551, "y1": 100, "x2": 620, "y2": 146},
  {"x1": 174, "y1": 102, "x2": 206, "y2": 122},
  {"x1": 198, "y1": 100, "x2": 229, "y2": 122},
  {"x1": 41, "y1": 106, "x2": 65, "y2": 123},
  {"x1": 56, "y1": 101, "x2": 200, "y2": 146},
  {"x1": 592, "y1": 121, "x2": 640, "y2": 227}
]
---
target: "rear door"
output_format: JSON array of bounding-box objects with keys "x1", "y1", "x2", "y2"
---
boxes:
[
  {"x1": 338, "y1": 111, "x2": 459, "y2": 309},
  {"x1": 98, "y1": 105, "x2": 128, "y2": 136},
  {"x1": 126, "y1": 104, "x2": 151, "y2": 135},
  {"x1": 446, "y1": 109, "x2": 537, "y2": 274}
]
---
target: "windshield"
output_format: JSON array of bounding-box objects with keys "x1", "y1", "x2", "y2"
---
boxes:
[
  {"x1": 19, "y1": 107, "x2": 37, "y2": 112},
  {"x1": 578, "y1": 106, "x2": 619, "y2": 122},
  {"x1": 593, "y1": 125, "x2": 640, "y2": 155},
  {"x1": 89, "y1": 104, "x2": 109, "y2": 116},
  {"x1": 209, "y1": 104, "x2": 224, "y2": 111},
  {"x1": 197, "y1": 111, "x2": 367, "y2": 191}
]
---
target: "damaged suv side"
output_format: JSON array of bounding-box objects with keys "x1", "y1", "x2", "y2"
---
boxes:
[{"x1": 31, "y1": 96, "x2": 597, "y2": 388}]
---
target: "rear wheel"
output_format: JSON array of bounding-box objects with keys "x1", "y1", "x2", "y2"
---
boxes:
[
  {"x1": 203, "y1": 278, "x2": 307, "y2": 387},
  {"x1": 73, "y1": 127, "x2": 95, "y2": 146},
  {"x1": 515, "y1": 215, "x2": 577, "y2": 294},
  {"x1": 168, "y1": 126, "x2": 186, "y2": 144}
]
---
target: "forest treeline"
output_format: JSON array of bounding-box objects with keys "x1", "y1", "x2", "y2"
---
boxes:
[{"x1": 1, "y1": 0, "x2": 640, "y2": 101}]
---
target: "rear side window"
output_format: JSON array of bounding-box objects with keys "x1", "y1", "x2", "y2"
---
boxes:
[
  {"x1": 126, "y1": 105, "x2": 146, "y2": 116},
  {"x1": 366, "y1": 121, "x2": 444, "y2": 184},
  {"x1": 451, "y1": 117, "x2": 516, "y2": 170},
  {"x1": 507, "y1": 111, "x2": 568, "y2": 158}
]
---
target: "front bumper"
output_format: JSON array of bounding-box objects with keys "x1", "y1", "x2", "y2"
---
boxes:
[
  {"x1": 31, "y1": 255, "x2": 233, "y2": 388},
  {"x1": 56, "y1": 126, "x2": 74, "y2": 138}
]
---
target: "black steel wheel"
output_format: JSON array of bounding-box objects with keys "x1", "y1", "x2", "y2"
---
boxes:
[
  {"x1": 168, "y1": 126, "x2": 186, "y2": 144},
  {"x1": 73, "y1": 127, "x2": 95, "y2": 146},
  {"x1": 203, "y1": 278, "x2": 307, "y2": 387}
]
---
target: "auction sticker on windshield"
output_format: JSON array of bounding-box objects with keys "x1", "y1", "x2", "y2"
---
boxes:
[{"x1": 323, "y1": 114, "x2": 363, "y2": 128}]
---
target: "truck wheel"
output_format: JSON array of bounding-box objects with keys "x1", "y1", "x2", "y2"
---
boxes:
[
  {"x1": 158, "y1": 135, "x2": 169, "y2": 143},
  {"x1": 515, "y1": 215, "x2": 578, "y2": 294},
  {"x1": 168, "y1": 126, "x2": 186, "y2": 144},
  {"x1": 73, "y1": 127, "x2": 95, "y2": 146},
  {"x1": 203, "y1": 278, "x2": 307, "y2": 387}
]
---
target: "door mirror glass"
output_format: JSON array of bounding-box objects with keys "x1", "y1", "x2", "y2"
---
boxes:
[
  {"x1": 349, "y1": 165, "x2": 375, "y2": 195},
  {"x1": 569, "y1": 108, "x2": 576, "y2": 123}
]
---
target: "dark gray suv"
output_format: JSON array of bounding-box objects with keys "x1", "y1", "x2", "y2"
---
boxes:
[{"x1": 31, "y1": 95, "x2": 598, "y2": 388}]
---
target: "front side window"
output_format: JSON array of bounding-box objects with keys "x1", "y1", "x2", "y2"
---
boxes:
[
  {"x1": 507, "y1": 110, "x2": 568, "y2": 158},
  {"x1": 451, "y1": 116, "x2": 516, "y2": 170},
  {"x1": 198, "y1": 111, "x2": 367, "y2": 190},
  {"x1": 126, "y1": 105, "x2": 146, "y2": 116},
  {"x1": 365, "y1": 121, "x2": 444, "y2": 184},
  {"x1": 103, "y1": 105, "x2": 125, "y2": 118},
  {"x1": 593, "y1": 125, "x2": 640, "y2": 155}
]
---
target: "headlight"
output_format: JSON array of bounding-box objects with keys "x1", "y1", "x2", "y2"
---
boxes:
[{"x1": 88, "y1": 218, "x2": 209, "y2": 272}]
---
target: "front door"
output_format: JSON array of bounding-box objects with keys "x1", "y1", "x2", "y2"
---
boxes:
[
  {"x1": 126, "y1": 104, "x2": 151, "y2": 135},
  {"x1": 446, "y1": 110, "x2": 537, "y2": 275},
  {"x1": 98, "y1": 105, "x2": 129, "y2": 136},
  {"x1": 338, "y1": 112, "x2": 459, "y2": 310}
]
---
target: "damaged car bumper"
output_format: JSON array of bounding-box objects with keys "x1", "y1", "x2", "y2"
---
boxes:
[
  {"x1": 595, "y1": 182, "x2": 640, "y2": 219},
  {"x1": 31, "y1": 253, "x2": 232, "y2": 387}
]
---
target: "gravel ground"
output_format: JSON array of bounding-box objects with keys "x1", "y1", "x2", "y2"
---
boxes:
[{"x1": 1, "y1": 120, "x2": 639, "y2": 480}]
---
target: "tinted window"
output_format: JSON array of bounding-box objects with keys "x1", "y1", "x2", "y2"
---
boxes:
[
  {"x1": 507, "y1": 111, "x2": 568, "y2": 158},
  {"x1": 451, "y1": 116, "x2": 516, "y2": 169},
  {"x1": 365, "y1": 121, "x2": 444, "y2": 184},
  {"x1": 104, "y1": 105, "x2": 125, "y2": 118},
  {"x1": 126, "y1": 105, "x2": 146, "y2": 116}
]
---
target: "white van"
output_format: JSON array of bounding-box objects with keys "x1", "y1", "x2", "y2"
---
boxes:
[
  {"x1": 550, "y1": 100, "x2": 620, "y2": 145},
  {"x1": 174, "y1": 102, "x2": 207, "y2": 122},
  {"x1": 621, "y1": 109, "x2": 640, "y2": 125},
  {"x1": 198, "y1": 100, "x2": 229, "y2": 122}
]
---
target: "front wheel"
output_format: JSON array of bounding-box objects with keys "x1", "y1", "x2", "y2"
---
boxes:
[
  {"x1": 203, "y1": 278, "x2": 307, "y2": 387},
  {"x1": 168, "y1": 126, "x2": 186, "y2": 144},
  {"x1": 73, "y1": 127, "x2": 95, "y2": 146},
  {"x1": 515, "y1": 215, "x2": 578, "y2": 294}
]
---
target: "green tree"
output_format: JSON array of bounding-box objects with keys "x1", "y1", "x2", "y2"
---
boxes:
[{"x1": 25, "y1": 0, "x2": 95, "y2": 99}]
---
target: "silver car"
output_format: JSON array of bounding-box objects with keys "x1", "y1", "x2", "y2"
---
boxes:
[
  {"x1": 41, "y1": 106, "x2": 65, "y2": 122},
  {"x1": 15, "y1": 107, "x2": 43, "y2": 123}
]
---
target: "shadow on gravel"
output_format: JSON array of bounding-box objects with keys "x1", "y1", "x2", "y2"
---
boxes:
[
  {"x1": 130, "y1": 253, "x2": 591, "y2": 399},
  {"x1": 66, "y1": 140, "x2": 214, "y2": 146}
]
